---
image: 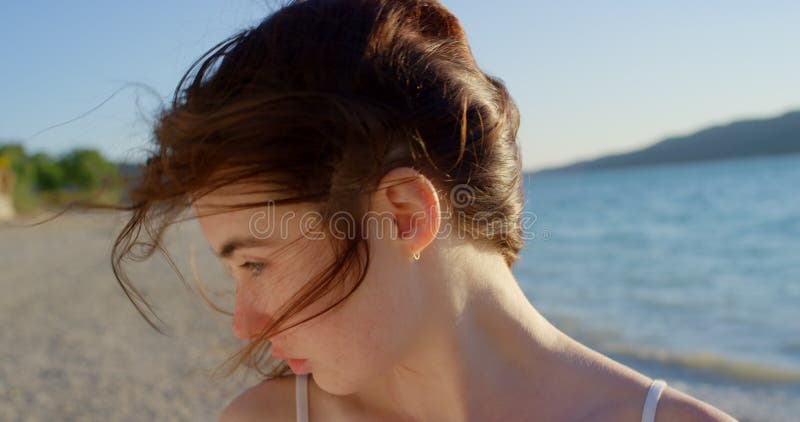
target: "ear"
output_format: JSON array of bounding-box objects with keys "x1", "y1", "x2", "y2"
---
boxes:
[{"x1": 370, "y1": 167, "x2": 441, "y2": 259}]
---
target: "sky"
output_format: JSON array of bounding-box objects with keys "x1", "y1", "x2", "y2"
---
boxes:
[{"x1": 1, "y1": 0, "x2": 798, "y2": 171}]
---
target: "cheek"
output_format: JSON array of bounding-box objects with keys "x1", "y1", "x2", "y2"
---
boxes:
[
  {"x1": 303, "y1": 272, "x2": 418, "y2": 392},
  {"x1": 299, "y1": 311, "x2": 389, "y2": 394}
]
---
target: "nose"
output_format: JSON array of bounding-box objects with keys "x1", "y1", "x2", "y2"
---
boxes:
[
  {"x1": 231, "y1": 309, "x2": 253, "y2": 339},
  {"x1": 232, "y1": 311, "x2": 279, "y2": 339},
  {"x1": 231, "y1": 296, "x2": 277, "y2": 339}
]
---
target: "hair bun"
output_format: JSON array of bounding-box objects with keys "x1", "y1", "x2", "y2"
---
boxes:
[{"x1": 406, "y1": 1, "x2": 467, "y2": 41}]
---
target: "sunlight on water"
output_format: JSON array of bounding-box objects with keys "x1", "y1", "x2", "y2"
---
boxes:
[{"x1": 515, "y1": 154, "x2": 800, "y2": 421}]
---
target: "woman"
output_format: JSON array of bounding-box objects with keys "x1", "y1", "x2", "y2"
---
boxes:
[{"x1": 112, "y1": 0, "x2": 737, "y2": 420}]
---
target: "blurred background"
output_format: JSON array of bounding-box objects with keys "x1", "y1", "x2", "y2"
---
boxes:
[{"x1": 1, "y1": 1, "x2": 798, "y2": 421}]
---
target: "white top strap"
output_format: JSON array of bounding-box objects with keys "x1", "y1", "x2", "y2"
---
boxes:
[
  {"x1": 641, "y1": 379, "x2": 667, "y2": 422},
  {"x1": 295, "y1": 374, "x2": 309, "y2": 422}
]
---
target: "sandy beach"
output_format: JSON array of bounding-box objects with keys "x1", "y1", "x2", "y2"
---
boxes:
[{"x1": 0, "y1": 211, "x2": 259, "y2": 421}]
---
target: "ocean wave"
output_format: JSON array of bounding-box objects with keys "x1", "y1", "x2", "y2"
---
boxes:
[{"x1": 602, "y1": 343, "x2": 800, "y2": 383}]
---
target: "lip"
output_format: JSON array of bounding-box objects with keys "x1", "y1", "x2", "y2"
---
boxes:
[
  {"x1": 286, "y1": 358, "x2": 311, "y2": 375},
  {"x1": 271, "y1": 347, "x2": 311, "y2": 374}
]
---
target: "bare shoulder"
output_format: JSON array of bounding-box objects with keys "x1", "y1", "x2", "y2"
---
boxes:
[
  {"x1": 584, "y1": 375, "x2": 738, "y2": 422},
  {"x1": 219, "y1": 375, "x2": 296, "y2": 422},
  {"x1": 654, "y1": 385, "x2": 738, "y2": 422}
]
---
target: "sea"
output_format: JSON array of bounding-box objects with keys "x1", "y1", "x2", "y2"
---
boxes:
[{"x1": 515, "y1": 154, "x2": 800, "y2": 422}]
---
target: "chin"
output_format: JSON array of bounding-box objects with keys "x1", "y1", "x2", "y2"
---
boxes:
[{"x1": 311, "y1": 369, "x2": 364, "y2": 396}]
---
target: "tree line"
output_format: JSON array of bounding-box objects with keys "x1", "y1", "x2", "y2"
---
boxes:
[{"x1": 0, "y1": 143, "x2": 123, "y2": 213}]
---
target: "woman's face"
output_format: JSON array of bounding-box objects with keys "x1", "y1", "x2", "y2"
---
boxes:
[{"x1": 192, "y1": 180, "x2": 434, "y2": 395}]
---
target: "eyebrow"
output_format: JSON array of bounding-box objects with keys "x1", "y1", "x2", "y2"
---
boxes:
[{"x1": 215, "y1": 237, "x2": 275, "y2": 258}]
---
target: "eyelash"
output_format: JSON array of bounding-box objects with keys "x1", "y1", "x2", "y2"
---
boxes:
[{"x1": 239, "y1": 261, "x2": 266, "y2": 278}]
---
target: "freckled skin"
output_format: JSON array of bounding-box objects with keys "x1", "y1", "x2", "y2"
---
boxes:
[{"x1": 192, "y1": 170, "x2": 436, "y2": 396}]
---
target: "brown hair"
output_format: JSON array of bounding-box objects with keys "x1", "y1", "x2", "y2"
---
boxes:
[{"x1": 113, "y1": 0, "x2": 524, "y2": 379}]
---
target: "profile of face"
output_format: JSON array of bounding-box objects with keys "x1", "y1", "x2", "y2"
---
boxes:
[{"x1": 192, "y1": 168, "x2": 442, "y2": 395}]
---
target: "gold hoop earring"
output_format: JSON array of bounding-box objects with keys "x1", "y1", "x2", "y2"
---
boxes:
[{"x1": 412, "y1": 251, "x2": 421, "y2": 261}]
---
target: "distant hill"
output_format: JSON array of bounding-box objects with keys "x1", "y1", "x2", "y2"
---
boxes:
[{"x1": 532, "y1": 110, "x2": 800, "y2": 174}]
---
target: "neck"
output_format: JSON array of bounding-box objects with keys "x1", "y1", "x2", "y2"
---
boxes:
[{"x1": 349, "y1": 250, "x2": 569, "y2": 421}]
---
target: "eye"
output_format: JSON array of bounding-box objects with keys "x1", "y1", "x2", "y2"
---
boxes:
[{"x1": 239, "y1": 261, "x2": 266, "y2": 278}]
